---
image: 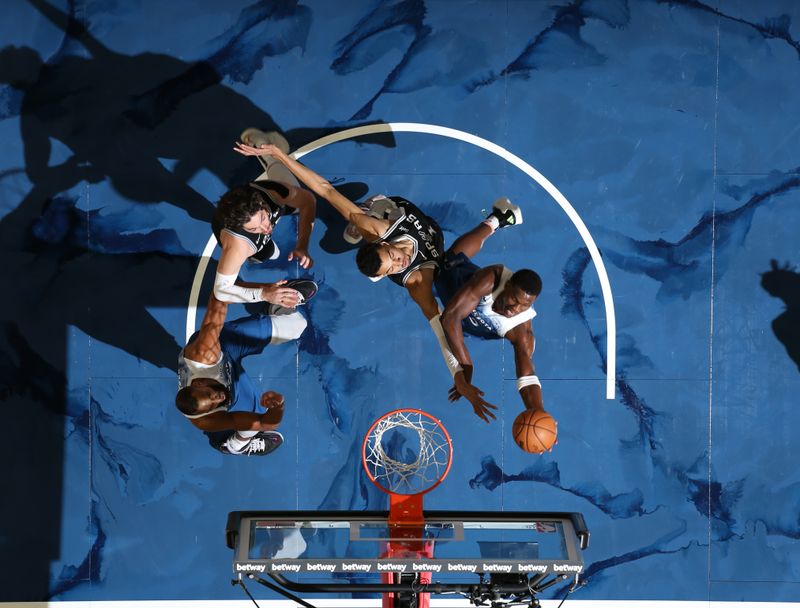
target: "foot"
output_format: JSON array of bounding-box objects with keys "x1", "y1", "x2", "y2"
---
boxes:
[
  {"x1": 240, "y1": 128, "x2": 290, "y2": 154},
  {"x1": 487, "y1": 197, "x2": 523, "y2": 228},
  {"x1": 267, "y1": 278, "x2": 319, "y2": 315},
  {"x1": 221, "y1": 431, "x2": 284, "y2": 456}
]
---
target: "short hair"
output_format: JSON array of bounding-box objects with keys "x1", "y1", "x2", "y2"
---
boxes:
[
  {"x1": 214, "y1": 185, "x2": 271, "y2": 231},
  {"x1": 175, "y1": 387, "x2": 202, "y2": 416},
  {"x1": 356, "y1": 242, "x2": 383, "y2": 277},
  {"x1": 510, "y1": 269, "x2": 542, "y2": 297}
]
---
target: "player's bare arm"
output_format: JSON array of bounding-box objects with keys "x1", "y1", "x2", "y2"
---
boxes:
[
  {"x1": 439, "y1": 266, "x2": 505, "y2": 422},
  {"x1": 405, "y1": 269, "x2": 441, "y2": 321},
  {"x1": 235, "y1": 142, "x2": 372, "y2": 233},
  {"x1": 184, "y1": 293, "x2": 228, "y2": 364},
  {"x1": 188, "y1": 402, "x2": 284, "y2": 432},
  {"x1": 505, "y1": 321, "x2": 544, "y2": 412},
  {"x1": 440, "y1": 265, "x2": 504, "y2": 372}
]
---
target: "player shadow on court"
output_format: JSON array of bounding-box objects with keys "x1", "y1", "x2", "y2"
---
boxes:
[
  {"x1": 0, "y1": 3, "x2": 396, "y2": 599},
  {"x1": 761, "y1": 259, "x2": 800, "y2": 372},
  {"x1": 1, "y1": 0, "x2": 394, "y2": 223},
  {"x1": 0, "y1": 159, "x2": 202, "y2": 600}
]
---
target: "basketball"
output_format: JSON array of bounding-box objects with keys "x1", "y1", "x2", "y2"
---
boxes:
[{"x1": 512, "y1": 410, "x2": 557, "y2": 454}]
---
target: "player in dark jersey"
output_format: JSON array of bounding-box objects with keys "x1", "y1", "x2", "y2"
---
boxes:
[
  {"x1": 234, "y1": 142, "x2": 525, "y2": 406},
  {"x1": 212, "y1": 130, "x2": 317, "y2": 309}
]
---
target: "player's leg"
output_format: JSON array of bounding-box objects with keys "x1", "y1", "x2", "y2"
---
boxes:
[
  {"x1": 240, "y1": 128, "x2": 301, "y2": 187},
  {"x1": 448, "y1": 197, "x2": 523, "y2": 258}
]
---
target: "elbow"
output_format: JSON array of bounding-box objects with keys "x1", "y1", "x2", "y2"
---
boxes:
[
  {"x1": 213, "y1": 285, "x2": 235, "y2": 303},
  {"x1": 317, "y1": 181, "x2": 337, "y2": 200}
]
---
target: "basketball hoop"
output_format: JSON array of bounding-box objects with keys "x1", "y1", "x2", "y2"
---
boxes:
[
  {"x1": 362, "y1": 408, "x2": 453, "y2": 608},
  {"x1": 362, "y1": 407, "x2": 452, "y2": 525}
]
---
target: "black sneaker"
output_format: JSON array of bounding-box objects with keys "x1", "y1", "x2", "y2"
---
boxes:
[
  {"x1": 222, "y1": 431, "x2": 284, "y2": 456},
  {"x1": 487, "y1": 197, "x2": 523, "y2": 228},
  {"x1": 267, "y1": 279, "x2": 318, "y2": 316}
]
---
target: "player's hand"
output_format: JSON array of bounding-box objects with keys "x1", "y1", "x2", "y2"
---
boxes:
[
  {"x1": 454, "y1": 375, "x2": 497, "y2": 423},
  {"x1": 261, "y1": 280, "x2": 301, "y2": 308},
  {"x1": 288, "y1": 247, "x2": 314, "y2": 269},
  {"x1": 260, "y1": 391, "x2": 285, "y2": 410},
  {"x1": 233, "y1": 141, "x2": 285, "y2": 159}
]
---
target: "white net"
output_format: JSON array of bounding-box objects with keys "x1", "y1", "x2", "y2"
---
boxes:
[{"x1": 363, "y1": 410, "x2": 452, "y2": 495}]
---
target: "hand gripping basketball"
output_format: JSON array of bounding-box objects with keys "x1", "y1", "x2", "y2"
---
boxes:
[{"x1": 512, "y1": 409, "x2": 557, "y2": 454}]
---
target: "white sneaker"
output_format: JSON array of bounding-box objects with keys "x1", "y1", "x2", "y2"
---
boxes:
[{"x1": 488, "y1": 197, "x2": 523, "y2": 227}]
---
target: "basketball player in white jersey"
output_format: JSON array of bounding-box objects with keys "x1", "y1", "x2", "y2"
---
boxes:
[
  {"x1": 436, "y1": 223, "x2": 551, "y2": 430},
  {"x1": 176, "y1": 283, "x2": 315, "y2": 455}
]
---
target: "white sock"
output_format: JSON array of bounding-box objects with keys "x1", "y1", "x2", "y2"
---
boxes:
[
  {"x1": 482, "y1": 216, "x2": 499, "y2": 232},
  {"x1": 225, "y1": 430, "x2": 259, "y2": 453}
]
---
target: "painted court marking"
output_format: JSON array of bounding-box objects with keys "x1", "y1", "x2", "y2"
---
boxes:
[{"x1": 187, "y1": 122, "x2": 616, "y2": 399}]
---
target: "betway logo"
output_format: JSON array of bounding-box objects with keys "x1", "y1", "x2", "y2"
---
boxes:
[
  {"x1": 270, "y1": 564, "x2": 302, "y2": 573},
  {"x1": 236, "y1": 563, "x2": 266, "y2": 573},
  {"x1": 518, "y1": 563, "x2": 548, "y2": 573},
  {"x1": 553, "y1": 564, "x2": 583, "y2": 573}
]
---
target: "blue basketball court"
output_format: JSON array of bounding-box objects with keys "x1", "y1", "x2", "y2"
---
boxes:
[{"x1": 1, "y1": 0, "x2": 799, "y2": 606}]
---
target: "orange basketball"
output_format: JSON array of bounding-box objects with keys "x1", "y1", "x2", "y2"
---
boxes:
[{"x1": 512, "y1": 410, "x2": 557, "y2": 454}]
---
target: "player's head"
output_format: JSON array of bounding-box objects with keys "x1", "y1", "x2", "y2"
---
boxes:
[
  {"x1": 215, "y1": 183, "x2": 284, "y2": 235},
  {"x1": 175, "y1": 378, "x2": 230, "y2": 417},
  {"x1": 356, "y1": 242, "x2": 410, "y2": 278},
  {"x1": 0, "y1": 46, "x2": 42, "y2": 87},
  {"x1": 493, "y1": 269, "x2": 542, "y2": 318}
]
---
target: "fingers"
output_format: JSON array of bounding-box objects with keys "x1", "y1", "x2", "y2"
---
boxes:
[
  {"x1": 276, "y1": 288, "x2": 300, "y2": 307},
  {"x1": 288, "y1": 251, "x2": 313, "y2": 268}
]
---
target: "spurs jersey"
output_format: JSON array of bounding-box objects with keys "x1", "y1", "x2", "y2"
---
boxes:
[
  {"x1": 465, "y1": 266, "x2": 536, "y2": 340},
  {"x1": 177, "y1": 350, "x2": 235, "y2": 419},
  {"x1": 212, "y1": 180, "x2": 293, "y2": 254},
  {"x1": 378, "y1": 197, "x2": 444, "y2": 287}
]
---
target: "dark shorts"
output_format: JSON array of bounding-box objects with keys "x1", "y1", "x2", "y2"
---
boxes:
[{"x1": 434, "y1": 251, "x2": 480, "y2": 307}]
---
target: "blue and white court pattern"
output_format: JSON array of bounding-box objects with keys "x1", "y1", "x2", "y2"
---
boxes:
[{"x1": 1, "y1": 0, "x2": 799, "y2": 606}]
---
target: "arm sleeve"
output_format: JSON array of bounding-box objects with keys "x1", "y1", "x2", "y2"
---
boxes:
[
  {"x1": 429, "y1": 314, "x2": 463, "y2": 378},
  {"x1": 213, "y1": 272, "x2": 262, "y2": 304}
]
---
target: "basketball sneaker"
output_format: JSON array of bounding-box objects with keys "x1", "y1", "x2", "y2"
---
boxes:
[
  {"x1": 267, "y1": 278, "x2": 319, "y2": 316},
  {"x1": 221, "y1": 431, "x2": 284, "y2": 456},
  {"x1": 240, "y1": 128, "x2": 290, "y2": 154},
  {"x1": 487, "y1": 197, "x2": 523, "y2": 228}
]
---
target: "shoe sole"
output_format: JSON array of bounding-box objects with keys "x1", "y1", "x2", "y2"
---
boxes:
[
  {"x1": 266, "y1": 279, "x2": 318, "y2": 315},
  {"x1": 493, "y1": 197, "x2": 523, "y2": 225},
  {"x1": 240, "y1": 128, "x2": 290, "y2": 154}
]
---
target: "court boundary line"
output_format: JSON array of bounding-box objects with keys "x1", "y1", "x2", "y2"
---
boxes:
[{"x1": 4, "y1": 600, "x2": 798, "y2": 607}]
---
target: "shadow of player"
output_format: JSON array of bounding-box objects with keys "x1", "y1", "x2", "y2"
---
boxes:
[
  {"x1": 1, "y1": 0, "x2": 393, "y2": 224},
  {"x1": 761, "y1": 259, "x2": 800, "y2": 372}
]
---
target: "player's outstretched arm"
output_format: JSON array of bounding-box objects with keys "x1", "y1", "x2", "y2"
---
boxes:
[
  {"x1": 505, "y1": 321, "x2": 545, "y2": 412},
  {"x1": 184, "y1": 293, "x2": 228, "y2": 364},
  {"x1": 441, "y1": 266, "x2": 502, "y2": 371},
  {"x1": 439, "y1": 267, "x2": 503, "y2": 422},
  {"x1": 235, "y1": 142, "x2": 366, "y2": 222}
]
